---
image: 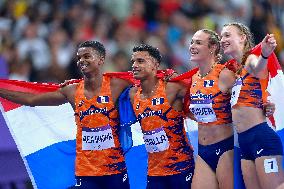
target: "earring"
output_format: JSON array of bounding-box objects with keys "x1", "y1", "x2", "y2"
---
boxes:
[{"x1": 210, "y1": 51, "x2": 213, "y2": 54}]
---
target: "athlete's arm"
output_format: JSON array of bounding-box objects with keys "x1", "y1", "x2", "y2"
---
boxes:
[
  {"x1": 0, "y1": 85, "x2": 74, "y2": 107},
  {"x1": 218, "y1": 68, "x2": 236, "y2": 94},
  {"x1": 247, "y1": 34, "x2": 276, "y2": 78}
]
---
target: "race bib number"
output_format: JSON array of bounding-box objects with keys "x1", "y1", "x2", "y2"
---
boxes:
[
  {"x1": 143, "y1": 127, "x2": 169, "y2": 153},
  {"x1": 189, "y1": 99, "x2": 217, "y2": 123},
  {"x1": 82, "y1": 125, "x2": 115, "y2": 150},
  {"x1": 264, "y1": 158, "x2": 279, "y2": 173},
  {"x1": 230, "y1": 78, "x2": 242, "y2": 107}
]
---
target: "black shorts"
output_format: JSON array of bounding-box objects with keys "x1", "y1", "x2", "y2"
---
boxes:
[
  {"x1": 238, "y1": 122, "x2": 283, "y2": 160},
  {"x1": 70, "y1": 172, "x2": 130, "y2": 189}
]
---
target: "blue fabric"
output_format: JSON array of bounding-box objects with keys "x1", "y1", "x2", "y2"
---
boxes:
[
  {"x1": 118, "y1": 86, "x2": 137, "y2": 153},
  {"x1": 125, "y1": 144, "x2": 148, "y2": 189},
  {"x1": 26, "y1": 140, "x2": 76, "y2": 189},
  {"x1": 234, "y1": 146, "x2": 246, "y2": 189},
  {"x1": 277, "y1": 129, "x2": 284, "y2": 169},
  {"x1": 198, "y1": 135, "x2": 234, "y2": 172},
  {"x1": 238, "y1": 122, "x2": 283, "y2": 160}
]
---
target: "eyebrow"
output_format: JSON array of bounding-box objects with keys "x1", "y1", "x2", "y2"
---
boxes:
[
  {"x1": 192, "y1": 39, "x2": 203, "y2": 43},
  {"x1": 77, "y1": 52, "x2": 91, "y2": 57},
  {"x1": 221, "y1": 31, "x2": 230, "y2": 35}
]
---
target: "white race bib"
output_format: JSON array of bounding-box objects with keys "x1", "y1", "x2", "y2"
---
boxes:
[
  {"x1": 230, "y1": 78, "x2": 242, "y2": 107},
  {"x1": 189, "y1": 99, "x2": 217, "y2": 123},
  {"x1": 143, "y1": 127, "x2": 169, "y2": 153},
  {"x1": 82, "y1": 125, "x2": 115, "y2": 150}
]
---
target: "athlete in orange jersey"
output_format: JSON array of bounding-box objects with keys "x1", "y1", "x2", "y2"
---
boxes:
[
  {"x1": 221, "y1": 22, "x2": 284, "y2": 189},
  {"x1": 0, "y1": 41, "x2": 132, "y2": 189},
  {"x1": 129, "y1": 44, "x2": 195, "y2": 189},
  {"x1": 188, "y1": 29, "x2": 235, "y2": 189}
]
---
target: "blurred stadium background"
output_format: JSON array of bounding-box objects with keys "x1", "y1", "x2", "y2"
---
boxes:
[{"x1": 0, "y1": 0, "x2": 283, "y2": 188}]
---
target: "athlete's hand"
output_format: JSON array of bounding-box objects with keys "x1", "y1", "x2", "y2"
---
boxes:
[
  {"x1": 164, "y1": 72, "x2": 178, "y2": 81},
  {"x1": 263, "y1": 101, "x2": 275, "y2": 117},
  {"x1": 261, "y1": 34, "x2": 277, "y2": 58},
  {"x1": 59, "y1": 79, "x2": 81, "y2": 88}
]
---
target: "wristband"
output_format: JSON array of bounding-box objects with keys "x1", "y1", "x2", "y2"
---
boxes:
[{"x1": 261, "y1": 52, "x2": 269, "y2": 59}]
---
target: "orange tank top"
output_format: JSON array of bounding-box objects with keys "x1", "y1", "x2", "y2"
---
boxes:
[
  {"x1": 133, "y1": 79, "x2": 194, "y2": 176},
  {"x1": 230, "y1": 68, "x2": 263, "y2": 109},
  {"x1": 189, "y1": 64, "x2": 232, "y2": 126},
  {"x1": 74, "y1": 76, "x2": 126, "y2": 176}
]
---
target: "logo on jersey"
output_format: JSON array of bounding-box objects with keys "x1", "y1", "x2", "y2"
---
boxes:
[
  {"x1": 204, "y1": 80, "x2": 214, "y2": 87},
  {"x1": 152, "y1": 97, "x2": 164, "y2": 105},
  {"x1": 191, "y1": 90, "x2": 213, "y2": 100},
  {"x1": 97, "y1": 96, "x2": 110, "y2": 103},
  {"x1": 79, "y1": 105, "x2": 108, "y2": 121},
  {"x1": 137, "y1": 109, "x2": 162, "y2": 120}
]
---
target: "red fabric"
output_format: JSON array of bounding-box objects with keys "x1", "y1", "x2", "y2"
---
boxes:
[
  {"x1": 224, "y1": 59, "x2": 239, "y2": 73},
  {"x1": 0, "y1": 69, "x2": 197, "y2": 113},
  {"x1": 125, "y1": 16, "x2": 146, "y2": 31},
  {"x1": 0, "y1": 80, "x2": 59, "y2": 112},
  {"x1": 104, "y1": 69, "x2": 177, "y2": 85},
  {"x1": 170, "y1": 68, "x2": 199, "y2": 114},
  {"x1": 159, "y1": 0, "x2": 181, "y2": 17}
]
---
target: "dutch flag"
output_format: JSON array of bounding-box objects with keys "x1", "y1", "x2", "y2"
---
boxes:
[{"x1": 0, "y1": 80, "x2": 147, "y2": 189}]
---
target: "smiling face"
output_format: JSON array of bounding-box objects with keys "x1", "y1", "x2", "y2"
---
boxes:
[
  {"x1": 76, "y1": 47, "x2": 103, "y2": 75},
  {"x1": 189, "y1": 30, "x2": 214, "y2": 64},
  {"x1": 131, "y1": 51, "x2": 158, "y2": 80},
  {"x1": 220, "y1": 25, "x2": 246, "y2": 58}
]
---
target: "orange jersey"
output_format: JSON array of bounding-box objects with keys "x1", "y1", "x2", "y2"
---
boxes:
[
  {"x1": 231, "y1": 68, "x2": 263, "y2": 109},
  {"x1": 189, "y1": 64, "x2": 232, "y2": 126},
  {"x1": 133, "y1": 79, "x2": 194, "y2": 176},
  {"x1": 74, "y1": 76, "x2": 126, "y2": 176}
]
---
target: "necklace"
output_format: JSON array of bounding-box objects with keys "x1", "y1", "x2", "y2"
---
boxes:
[
  {"x1": 140, "y1": 82, "x2": 158, "y2": 98},
  {"x1": 198, "y1": 63, "x2": 216, "y2": 78}
]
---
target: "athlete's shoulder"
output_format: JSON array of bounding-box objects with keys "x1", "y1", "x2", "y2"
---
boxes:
[{"x1": 60, "y1": 82, "x2": 78, "y2": 96}]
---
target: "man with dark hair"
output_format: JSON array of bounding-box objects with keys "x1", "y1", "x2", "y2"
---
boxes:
[
  {"x1": 128, "y1": 44, "x2": 195, "y2": 189},
  {"x1": 0, "y1": 41, "x2": 132, "y2": 189}
]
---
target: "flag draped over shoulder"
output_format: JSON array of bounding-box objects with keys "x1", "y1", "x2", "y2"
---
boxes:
[
  {"x1": 0, "y1": 80, "x2": 76, "y2": 189},
  {"x1": 118, "y1": 68, "x2": 198, "y2": 153},
  {"x1": 117, "y1": 68, "x2": 198, "y2": 189},
  {"x1": 0, "y1": 69, "x2": 198, "y2": 189}
]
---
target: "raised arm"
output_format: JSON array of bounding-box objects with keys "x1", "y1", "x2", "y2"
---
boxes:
[
  {"x1": 248, "y1": 34, "x2": 277, "y2": 78},
  {"x1": 0, "y1": 85, "x2": 74, "y2": 107}
]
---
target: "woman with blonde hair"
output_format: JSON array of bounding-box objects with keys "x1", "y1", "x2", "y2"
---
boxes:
[{"x1": 220, "y1": 22, "x2": 284, "y2": 189}]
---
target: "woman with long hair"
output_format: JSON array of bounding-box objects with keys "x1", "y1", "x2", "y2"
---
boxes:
[
  {"x1": 220, "y1": 22, "x2": 284, "y2": 189},
  {"x1": 189, "y1": 29, "x2": 235, "y2": 189}
]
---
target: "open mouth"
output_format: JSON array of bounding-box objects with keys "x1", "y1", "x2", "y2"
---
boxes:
[
  {"x1": 132, "y1": 69, "x2": 140, "y2": 75},
  {"x1": 190, "y1": 48, "x2": 198, "y2": 56},
  {"x1": 79, "y1": 62, "x2": 89, "y2": 71},
  {"x1": 191, "y1": 51, "x2": 198, "y2": 56},
  {"x1": 222, "y1": 43, "x2": 230, "y2": 50}
]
